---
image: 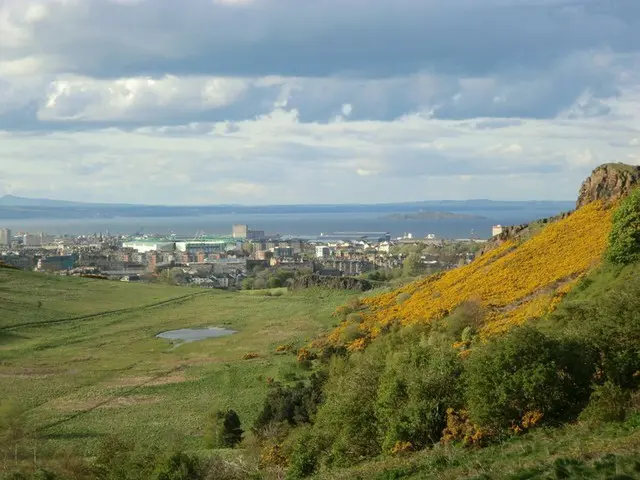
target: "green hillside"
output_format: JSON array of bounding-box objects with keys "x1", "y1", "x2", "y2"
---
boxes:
[{"x1": 0, "y1": 268, "x2": 353, "y2": 455}]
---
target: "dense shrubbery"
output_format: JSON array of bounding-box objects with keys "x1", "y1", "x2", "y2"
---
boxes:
[
  {"x1": 277, "y1": 249, "x2": 640, "y2": 477},
  {"x1": 375, "y1": 343, "x2": 463, "y2": 451},
  {"x1": 606, "y1": 188, "x2": 640, "y2": 265},
  {"x1": 547, "y1": 263, "x2": 640, "y2": 389},
  {"x1": 253, "y1": 372, "x2": 327, "y2": 435},
  {"x1": 464, "y1": 327, "x2": 595, "y2": 431}
]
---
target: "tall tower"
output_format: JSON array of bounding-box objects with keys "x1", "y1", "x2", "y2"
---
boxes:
[{"x1": 0, "y1": 228, "x2": 12, "y2": 247}]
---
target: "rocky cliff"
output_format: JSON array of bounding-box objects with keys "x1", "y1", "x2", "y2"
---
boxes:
[
  {"x1": 576, "y1": 163, "x2": 640, "y2": 209},
  {"x1": 483, "y1": 163, "x2": 640, "y2": 254}
]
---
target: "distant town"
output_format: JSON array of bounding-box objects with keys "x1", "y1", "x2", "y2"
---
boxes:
[{"x1": 0, "y1": 223, "x2": 500, "y2": 289}]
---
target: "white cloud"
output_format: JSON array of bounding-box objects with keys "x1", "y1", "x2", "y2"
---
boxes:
[
  {"x1": 37, "y1": 75, "x2": 249, "y2": 121},
  {"x1": 0, "y1": 0, "x2": 639, "y2": 204}
]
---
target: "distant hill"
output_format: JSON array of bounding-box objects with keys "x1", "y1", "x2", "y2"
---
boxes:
[
  {"x1": 0, "y1": 195, "x2": 87, "y2": 207},
  {"x1": 0, "y1": 195, "x2": 574, "y2": 220},
  {"x1": 382, "y1": 211, "x2": 487, "y2": 220}
]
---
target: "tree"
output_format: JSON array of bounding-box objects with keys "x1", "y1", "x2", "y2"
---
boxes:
[
  {"x1": 205, "y1": 409, "x2": 244, "y2": 449},
  {"x1": 402, "y1": 253, "x2": 423, "y2": 277},
  {"x1": 606, "y1": 188, "x2": 640, "y2": 265}
]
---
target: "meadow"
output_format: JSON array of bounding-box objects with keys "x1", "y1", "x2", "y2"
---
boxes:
[{"x1": 0, "y1": 268, "x2": 354, "y2": 455}]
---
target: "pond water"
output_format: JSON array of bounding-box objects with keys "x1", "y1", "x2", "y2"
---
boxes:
[{"x1": 156, "y1": 327, "x2": 237, "y2": 344}]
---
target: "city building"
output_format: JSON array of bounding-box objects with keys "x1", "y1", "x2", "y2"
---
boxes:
[
  {"x1": 272, "y1": 246, "x2": 294, "y2": 258},
  {"x1": 492, "y1": 225, "x2": 504, "y2": 237},
  {"x1": 232, "y1": 224, "x2": 248, "y2": 239},
  {"x1": 232, "y1": 224, "x2": 264, "y2": 240},
  {"x1": 122, "y1": 240, "x2": 175, "y2": 254},
  {"x1": 0, "y1": 228, "x2": 11, "y2": 247},
  {"x1": 22, "y1": 232, "x2": 55, "y2": 247},
  {"x1": 315, "y1": 246, "x2": 331, "y2": 258},
  {"x1": 37, "y1": 255, "x2": 77, "y2": 272},
  {"x1": 175, "y1": 238, "x2": 238, "y2": 257}
]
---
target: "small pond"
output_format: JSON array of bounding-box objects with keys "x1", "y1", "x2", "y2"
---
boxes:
[{"x1": 156, "y1": 327, "x2": 237, "y2": 344}]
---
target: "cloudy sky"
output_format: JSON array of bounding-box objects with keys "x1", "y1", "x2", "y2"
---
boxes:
[{"x1": 0, "y1": 0, "x2": 639, "y2": 205}]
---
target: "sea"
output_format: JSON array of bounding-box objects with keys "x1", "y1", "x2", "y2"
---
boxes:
[{"x1": 3, "y1": 204, "x2": 574, "y2": 240}]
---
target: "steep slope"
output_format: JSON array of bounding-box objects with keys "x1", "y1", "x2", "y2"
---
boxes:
[{"x1": 331, "y1": 164, "x2": 640, "y2": 350}]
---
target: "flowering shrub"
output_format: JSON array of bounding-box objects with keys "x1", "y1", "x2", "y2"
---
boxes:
[
  {"x1": 511, "y1": 410, "x2": 544, "y2": 434},
  {"x1": 296, "y1": 348, "x2": 317, "y2": 364},
  {"x1": 275, "y1": 344, "x2": 293, "y2": 354},
  {"x1": 441, "y1": 408, "x2": 486, "y2": 446},
  {"x1": 389, "y1": 441, "x2": 413, "y2": 455},
  {"x1": 330, "y1": 201, "x2": 614, "y2": 344},
  {"x1": 260, "y1": 444, "x2": 288, "y2": 467}
]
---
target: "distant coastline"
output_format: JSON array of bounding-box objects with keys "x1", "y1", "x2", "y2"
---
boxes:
[{"x1": 382, "y1": 211, "x2": 487, "y2": 221}]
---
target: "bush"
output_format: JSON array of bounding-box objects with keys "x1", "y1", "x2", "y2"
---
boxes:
[
  {"x1": 375, "y1": 344, "x2": 463, "y2": 451},
  {"x1": 93, "y1": 436, "x2": 160, "y2": 479},
  {"x1": 550, "y1": 271, "x2": 640, "y2": 388},
  {"x1": 205, "y1": 409, "x2": 244, "y2": 449},
  {"x1": 579, "y1": 382, "x2": 630, "y2": 424},
  {"x1": 154, "y1": 451, "x2": 203, "y2": 480},
  {"x1": 464, "y1": 327, "x2": 595, "y2": 432},
  {"x1": 396, "y1": 293, "x2": 411, "y2": 305},
  {"x1": 339, "y1": 324, "x2": 364, "y2": 344},
  {"x1": 311, "y1": 353, "x2": 385, "y2": 468},
  {"x1": 443, "y1": 300, "x2": 485, "y2": 341},
  {"x1": 606, "y1": 188, "x2": 640, "y2": 265},
  {"x1": 285, "y1": 427, "x2": 322, "y2": 479},
  {"x1": 253, "y1": 372, "x2": 327, "y2": 434}
]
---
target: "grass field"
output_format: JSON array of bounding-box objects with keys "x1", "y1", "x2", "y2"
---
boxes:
[{"x1": 0, "y1": 268, "x2": 354, "y2": 455}]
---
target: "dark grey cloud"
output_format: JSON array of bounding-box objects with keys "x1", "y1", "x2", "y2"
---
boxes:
[{"x1": 3, "y1": 0, "x2": 639, "y2": 79}]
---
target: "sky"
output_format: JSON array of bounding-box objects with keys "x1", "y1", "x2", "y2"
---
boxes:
[{"x1": 0, "y1": 0, "x2": 639, "y2": 205}]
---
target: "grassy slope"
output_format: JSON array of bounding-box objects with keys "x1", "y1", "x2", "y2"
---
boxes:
[
  {"x1": 319, "y1": 414, "x2": 640, "y2": 480},
  {"x1": 0, "y1": 269, "x2": 354, "y2": 453}
]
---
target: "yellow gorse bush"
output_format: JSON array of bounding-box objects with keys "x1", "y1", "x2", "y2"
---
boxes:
[{"x1": 333, "y1": 201, "x2": 614, "y2": 346}]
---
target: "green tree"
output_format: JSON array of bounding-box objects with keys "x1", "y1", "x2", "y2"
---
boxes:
[
  {"x1": 402, "y1": 253, "x2": 423, "y2": 277},
  {"x1": 606, "y1": 188, "x2": 640, "y2": 265},
  {"x1": 205, "y1": 409, "x2": 244, "y2": 449}
]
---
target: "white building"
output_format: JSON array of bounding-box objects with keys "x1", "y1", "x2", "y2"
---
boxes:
[
  {"x1": 122, "y1": 241, "x2": 175, "y2": 254},
  {"x1": 176, "y1": 240, "x2": 240, "y2": 255},
  {"x1": 315, "y1": 246, "x2": 331, "y2": 258},
  {"x1": 378, "y1": 241, "x2": 392, "y2": 254},
  {"x1": 492, "y1": 225, "x2": 504, "y2": 237},
  {"x1": 0, "y1": 228, "x2": 11, "y2": 247}
]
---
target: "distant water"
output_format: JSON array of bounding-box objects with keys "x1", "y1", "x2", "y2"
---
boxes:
[
  {"x1": 156, "y1": 327, "x2": 237, "y2": 343},
  {"x1": 3, "y1": 205, "x2": 573, "y2": 240}
]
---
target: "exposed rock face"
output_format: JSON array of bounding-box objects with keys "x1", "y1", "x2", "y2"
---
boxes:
[
  {"x1": 290, "y1": 274, "x2": 373, "y2": 292},
  {"x1": 481, "y1": 163, "x2": 640, "y2": 255},
  {"x1": 576, "y1": 163, "x2": 640, "y2": 209}
]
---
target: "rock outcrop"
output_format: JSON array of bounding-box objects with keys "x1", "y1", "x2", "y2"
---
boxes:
[
  {"x1": 483, "y1": 163, "x2": 640, "y2": 254},
  {"x1": 576, "y1": 163, "x2": 640, "y2": 209}
]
